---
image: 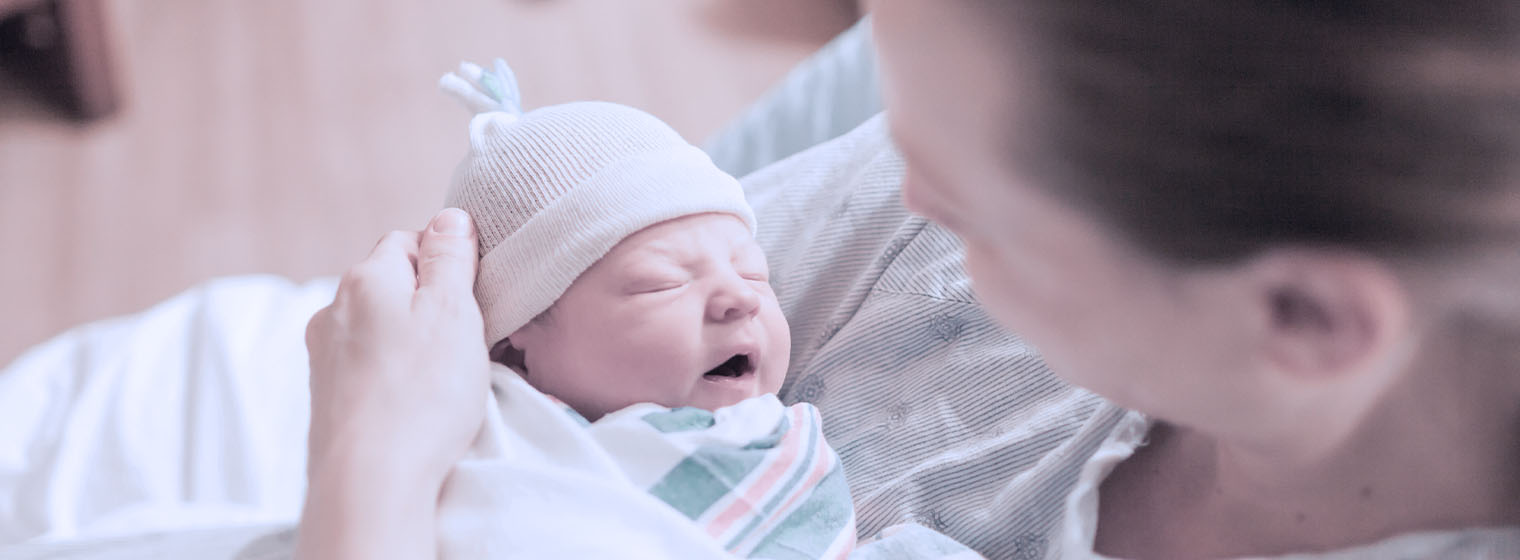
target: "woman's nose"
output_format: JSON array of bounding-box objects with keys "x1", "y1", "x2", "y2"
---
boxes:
[{"x1": 707, "y1": 280, "x2": 762, "y2": 323}]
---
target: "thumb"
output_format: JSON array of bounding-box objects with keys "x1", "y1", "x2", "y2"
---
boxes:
[{"x1": 417, "y1": 208, "x2": 479, "y2": 297}]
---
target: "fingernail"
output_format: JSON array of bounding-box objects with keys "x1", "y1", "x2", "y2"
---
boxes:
[{"x1": 432, "y1": 208, "x2": 470, "y2": 236}]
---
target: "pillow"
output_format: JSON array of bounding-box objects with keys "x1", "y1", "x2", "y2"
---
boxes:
[
  {"x1": 704, "y1": 18, "x2": 883, "y2": 178},
  {"x1": 744, "y1": 114, "x2": 1119, "y2": 559}
]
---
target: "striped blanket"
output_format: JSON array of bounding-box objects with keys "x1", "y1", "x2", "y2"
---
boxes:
[
  {"x1": 599, "y1": 398, "x2": 856, "y2": 558},
  {"x1": 436, "y1": 364, "x2": 856, "y2": 559}
]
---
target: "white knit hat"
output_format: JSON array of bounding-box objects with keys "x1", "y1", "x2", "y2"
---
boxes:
[{"x1": 440, "y1": 60, "x2": 757, "y2": 346}]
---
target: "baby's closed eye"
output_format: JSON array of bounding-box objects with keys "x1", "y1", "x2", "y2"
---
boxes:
[
  {"x1": 622, "y1": 269, "x2": 691, "y2": 294},
  {"x1": 626, "y1": 279, "x2": 686, "y2": 294}
]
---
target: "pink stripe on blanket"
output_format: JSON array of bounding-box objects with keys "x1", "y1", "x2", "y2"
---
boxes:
[
  {"x1": 730, "y1": 408, "x2": 841, "y2": 553},
  {"x1": 703, "y1": 405, "x2": 812, "y2": 540}
]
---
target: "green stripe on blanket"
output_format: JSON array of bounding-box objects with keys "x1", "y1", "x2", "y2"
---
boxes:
[
  {"x1": 645, "y1": 413, "x2": 794, "y2": 519},
  {"x1": 749, "y1": 465, "x2": 854, "y2": 559},
  {"x1": 725, "y1": 413, "x2": 820, "y2": 550},
  {"x1": 642, "y1": 407, "x2": 716, "y2": 432}
]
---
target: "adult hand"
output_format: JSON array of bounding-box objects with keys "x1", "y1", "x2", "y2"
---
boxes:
[
  {"x1": 305, "y1": 207, "x2": 489, "y2": 481},
  {"x1": 297, "y1": 208, "x2": 489, "y2": 560}
]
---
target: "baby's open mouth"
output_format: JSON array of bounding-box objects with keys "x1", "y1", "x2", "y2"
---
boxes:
[{"x1": 703, "y1": 353, "x2": 755, "y2": 379}]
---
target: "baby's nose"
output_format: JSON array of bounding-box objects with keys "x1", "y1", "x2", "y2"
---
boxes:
[{"x1": 708, "y1": 284, "x2": 762, "y2": 322}]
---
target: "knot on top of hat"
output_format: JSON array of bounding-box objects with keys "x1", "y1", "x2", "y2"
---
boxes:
[{"x1": 439, "y1": 58, "x2": 524, "y2": 117}]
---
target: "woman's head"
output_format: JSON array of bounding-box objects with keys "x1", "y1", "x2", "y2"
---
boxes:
[{"x1": 871, "y1": 1, "x2": 1520, "y2": 438}]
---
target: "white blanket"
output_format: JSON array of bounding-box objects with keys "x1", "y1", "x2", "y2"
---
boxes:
[
  {"x1": 437, "y1": 365, "x2": 854, "y2": 559},
  {"x1": 437, "y1": 366, "x2": 735, "y2": 558},
  {"x1": 0, "y1": 275, "x2": 334, "y2": 545}
]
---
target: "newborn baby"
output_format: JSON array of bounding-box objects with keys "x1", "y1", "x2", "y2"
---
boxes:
[
  {"x1": 488, "y1": 212, "x2": 789, "y2": 418},
  {"x1": 433, "y1": 60, "x2": 855, "y2": 559}
]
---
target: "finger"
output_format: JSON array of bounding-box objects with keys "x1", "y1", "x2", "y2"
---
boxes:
[
  {"x1": 305, "y1": 306, "x2": 331, "y2": 353},
  {"x1": 338, "y1": 230, "x2": 421, "y2": 308},
  {"x1": 417, "y1": 208, "x2": 479, "y2": 298},
  {"x1": 366, "y1": 229, "x2": 422, "y2": 286},
  {"x1": 369, "y1": 229, "x2": 421, "y2": 261}
]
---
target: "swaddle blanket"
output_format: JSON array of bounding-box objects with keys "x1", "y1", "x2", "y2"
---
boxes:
[{"x1": 436, "y1": 364, "x2": 856, "y2": 559}]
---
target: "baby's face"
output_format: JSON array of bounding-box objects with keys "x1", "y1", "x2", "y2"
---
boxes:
[{"x1": 504, "y1": 213, "x2": 790, "y2": 421}]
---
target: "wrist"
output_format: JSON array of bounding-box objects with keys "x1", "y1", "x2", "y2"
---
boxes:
[
  {"x1": 308, "y1": 434, "x2": 453, "y2": 492},
  {"x1": 298, "y1": 456, "x2": 443, "y2": 560}
]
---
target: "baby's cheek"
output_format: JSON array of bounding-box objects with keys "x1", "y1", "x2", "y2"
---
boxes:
[
  {"x1": 763, "y1": 309, "x2": 793, "y2": 393},
  {"x1": 771, "y1": 325, "x2": 792, "y2": 362},
  {"x1": 615, "y1": 334, "x2": 691, "y2": 381}
]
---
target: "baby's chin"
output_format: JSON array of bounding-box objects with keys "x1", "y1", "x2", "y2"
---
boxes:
[{"x1": 686, "y1": 385, "x2": 767, "y2": 413}]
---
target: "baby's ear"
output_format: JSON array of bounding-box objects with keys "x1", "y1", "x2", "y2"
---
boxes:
[{"x1": 489, "y1": 338, "x2": 528, "y2": 374}]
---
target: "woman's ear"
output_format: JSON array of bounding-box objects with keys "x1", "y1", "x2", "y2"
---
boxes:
[{"x1": 1248, "y1": 250, "x2": 1412, "y2": 383}]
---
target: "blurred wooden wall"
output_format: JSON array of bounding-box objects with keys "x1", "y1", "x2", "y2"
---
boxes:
[{"x1": 0, "y1": 0, "x2": 857, "y2": 364}]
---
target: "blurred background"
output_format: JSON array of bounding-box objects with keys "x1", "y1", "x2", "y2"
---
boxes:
[{"x1": 0, "y1": 0, "x2": 859, "y2": 364}]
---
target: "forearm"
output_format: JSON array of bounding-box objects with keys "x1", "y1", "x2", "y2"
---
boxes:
[
  {"x1": 295, "y1": 456, "x2": 443, "y2": 560},
  {"x1": 295, "y1": 208, "x2": 486, "y2": 559}
]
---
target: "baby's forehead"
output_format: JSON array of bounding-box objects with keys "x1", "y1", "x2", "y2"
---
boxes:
[{"x1": 610, "y1": 217, "x2": 763, "y2": 265}]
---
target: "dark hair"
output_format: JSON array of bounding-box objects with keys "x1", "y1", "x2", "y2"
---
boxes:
[{"x1": 982, "y1": 1, "x2": 1520, "y2": 264}]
